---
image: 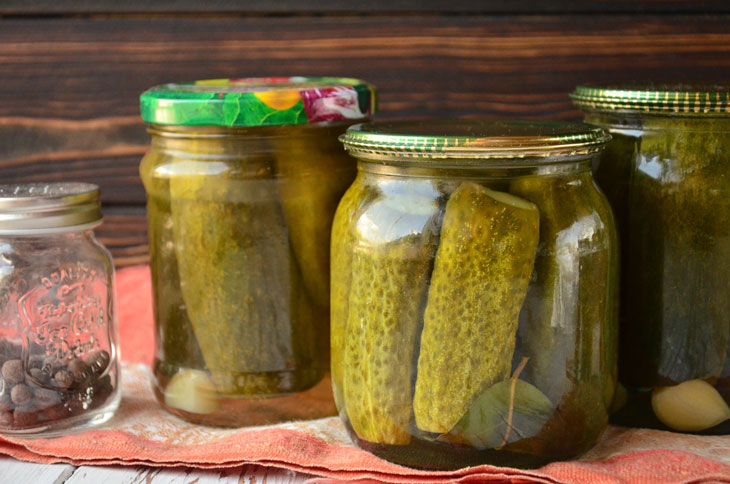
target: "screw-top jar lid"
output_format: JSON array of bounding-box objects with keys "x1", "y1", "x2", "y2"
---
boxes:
[
  {"x1": 571, "y1": 83, "x2": 730, "y2": 116},
  {"x1": 140, "y1": 77, "x2": 377, "y2": 127},
  {"x1": 0, "y1": 183, "x2": 102, "y2": 234},
  {"x1": 339, "y1": 120, "x2": 609, "y2": 161}
]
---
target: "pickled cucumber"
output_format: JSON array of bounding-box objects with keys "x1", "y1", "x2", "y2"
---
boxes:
[
  {"x1": 274, "y1": 128, "x2": 356, "y2": 309},
  {"x1": 330, "y1": 176, "x2": 376, "y2": 411},
  {"x1": 414, "y1": 182, "x2": 539, "y2": 434},
  {"x1": 147, "y1": 191, "x2": 205, "y2": 373},
  {"x1": 169, "y1": 159, "x2": 317, "y2": 396},
  {"x1": 342, "y1": 178, "x2": 442, "y2": 445},
  {"x1": 623, "y1": 118, "x2": 730, "y2": 386},
  {"x1": 510, "y1": 172, "x2": 617, "y2": 407}
]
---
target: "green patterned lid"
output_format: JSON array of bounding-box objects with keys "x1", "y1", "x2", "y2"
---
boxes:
[
  {"x1": 572, "y1": 83, "x2": 730, "y2": 115},
  {"x1": 340, "y1": 120, "x2": 609, "y2": 160},
  {"x1": 140, "y1": 77, "x2": 377, "y2": 127}
]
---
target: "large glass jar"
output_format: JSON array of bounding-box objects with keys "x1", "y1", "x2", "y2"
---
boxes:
[
  {"x1": 572, "y1": 84, "x2": 730, "y2": 434},
  {"x1": 332, "y1": 120, "x2": 618, "y2": 469},
  {"x1": 0, "y1": 183, "x2": 119, "y2": 436},
  {"x1": 139, "y1": 77, "x2": 376, "y2": 426}
]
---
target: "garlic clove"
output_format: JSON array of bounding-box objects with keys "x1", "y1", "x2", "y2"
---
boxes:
[
  {"x1": 651, "y1": 379, "x2": 730, "y2": 432},
  {"x1": 164, "y1": 369, "x2": 220, "y2": 415}
]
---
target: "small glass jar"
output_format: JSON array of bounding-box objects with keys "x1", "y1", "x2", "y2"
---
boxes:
[
  {"x1": 139, "y1": 77, "x2": 376, "y2": 426},
  {"x1": 333, "y1": 120, "x2": 618, "y2": 469},
  {"x1": 0, "y1": 183, "x2": 119, "y2": 436},
  {"x1": 572, "y1": 84, "x2": 730, "y2": 434}
]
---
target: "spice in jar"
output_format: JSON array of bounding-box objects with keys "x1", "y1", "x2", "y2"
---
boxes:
[{"x1": 0, "y1": 183, "x2": 119, "y2": 436}]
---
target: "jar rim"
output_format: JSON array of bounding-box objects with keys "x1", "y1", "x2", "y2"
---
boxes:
[
  {"x1": 0, "y1": 182, "x2": 102, "y2": 233},
  {"x1": 339, "y1": 120, "x2": 609, "y2": 162},
  {"x1": 571, "y1": 83, "x2": 730, "y2": 116},
  {"x1": 140, "y1": 76, "x2": 377, "y2": 127}
]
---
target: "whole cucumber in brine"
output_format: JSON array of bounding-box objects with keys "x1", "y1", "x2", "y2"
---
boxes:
[
  {"x1": 169, "y1": 157, "x2": 318, "y2": 396},
  {"x1": 507, "y1": 173, "x2": 617, "y2": 456},
  {"x1": 343, "y1": 178, "x2": 443, "y2": 445},
  {"x1": 331, "y1": 176, "x2": 377, "y2": 411},
  {"x1": 510, "y1": 172, "x2": 617, "y2": 407},
  {"x1": 274, "y1": 128, "x2": 356, "y2": 309},
  {"x1": 623, "y1": 118, "x2": 730, "y2": 386},
  {"x1": 147, "y1": 192, "x2": 205, "y2": 373},
  {"x1": 414, "y1": 182, "x2": 539, "y2": 435}
]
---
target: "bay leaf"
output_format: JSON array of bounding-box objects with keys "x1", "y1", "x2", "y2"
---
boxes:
[{"x1": 449, "y1": 379, "x2": 554, "y2": 450}]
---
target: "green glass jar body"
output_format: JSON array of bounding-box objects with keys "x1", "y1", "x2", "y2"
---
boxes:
[
  {"x1": 140, "y1": 124, "x2": 357, "y2": 426},
  {"x1": 331, "y1": 135, "x2": 619, "y2": 469},
  {"x1": 581, "y1": 111, "x2": 730, "y2": 433}
]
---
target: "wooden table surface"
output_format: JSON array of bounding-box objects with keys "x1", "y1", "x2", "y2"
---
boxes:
[{"x1": 0, "y1": 455, "x2": 313, "y2": 483}]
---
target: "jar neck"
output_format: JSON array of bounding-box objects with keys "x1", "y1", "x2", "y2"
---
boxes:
[
  {"x1": 355, "y1": 156, "x2": 595, "y2": 179},
  {"x1": 148, "y1": 123, "x2": 350, "y2": 158},
  {"x1": 1, "y1": 229, "x2": 96, "y2": 243},
  {"x1": 583, "y1": 110, "x2": 730, "y2": 133}
]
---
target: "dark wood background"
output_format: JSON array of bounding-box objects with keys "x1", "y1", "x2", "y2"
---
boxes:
[{"x1": 1, "y1": 2, "x2": 728, "y2": 266}]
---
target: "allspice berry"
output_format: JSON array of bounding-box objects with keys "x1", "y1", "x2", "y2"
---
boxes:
[
  {"x1": 1, "y1": 360, "x2": 24, "y2": 385},
  {"x1": 33, "y1": 387, "x2": 60, "y2": 408},
  {"x1": 10, "y1": 384, "x2": 32, "y2": 406},
  {"x1": 41, "y1": 356, "x2": 57, "y2": 376},
  {"x1": 13, "y1": 405, "x2": 38, "y2": 427},
  {"x1": 28, "y1": 367, "x2": 46, "y2": 383},
  {"x1": 28, "y1": 356, "x2": 42, "y2": 369},
  {"x1": 45, "y1": 403, "x2": 70, "y2": 421},
  {"x1": 0, "y1": 390, "x2": 13, "y2": 412},
  {"x1": 53, "y1": 369, "x2": 74, "y2": 389},
  {"x1": 0, "y1": 411, "x2": 12, "y2": 426}
]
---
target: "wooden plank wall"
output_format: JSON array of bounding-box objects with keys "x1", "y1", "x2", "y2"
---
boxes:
[{"x1": 1, "y1": 2, "x2": 728, "y2": 266}]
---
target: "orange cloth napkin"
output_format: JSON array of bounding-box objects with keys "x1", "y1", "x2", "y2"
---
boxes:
[{"x1": 1, "y1": 265, "x2": 730, "y2": 484}]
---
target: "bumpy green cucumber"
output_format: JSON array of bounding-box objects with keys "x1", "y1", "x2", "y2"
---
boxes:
[
  {"x1": 147, "y1": 192, "x2": 205, "y2": 373},
  {"x1": 508, "y1": 172, "x2": 617, "y2": 454},
  {"x1": 623, "y1": 118, "x2": 730, "y2": 386},
  {"x1": 274, "y1": 130, "x2": 356, "y2": 309},
  {"x1": 510, "y1": 172, "x2": 617, "y2": 407},
  {"x1": 330, "y1": 176, "x2": 375, "y2": 411},
  {"x1": 170, "y1": 160, "x2": 317, "y2": 396},
  {"x1": 414, "y1": 182, "x2": 539, "y2": 435},
  {"x1": 342, "y1": 178, "x2": 442, "y2": 445}
]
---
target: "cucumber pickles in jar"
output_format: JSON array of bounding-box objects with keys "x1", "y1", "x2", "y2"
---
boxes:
[
  {"x1": 139, "y1": 77, "x2": 376, "y2": 426},
  {"x1": 572, "y1": 84, "x2": 730, "y2": 433},
  {"x1": 333, "y1": 121, "x2": 618, "y2": 469}
]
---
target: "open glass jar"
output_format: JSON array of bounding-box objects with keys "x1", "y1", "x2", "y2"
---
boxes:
[
  {"x1": 0, "y1": 183, "x2": 119, "y2": 436},
  {"x1": 333, "y1": 120, "x2": 618, "y2": 469},
  {"x1": 139, "y1": 77, "x2": 376, "y2": 426},
  {"x1": 572, "y1": 84, "x2": 730, "y2": 433}
]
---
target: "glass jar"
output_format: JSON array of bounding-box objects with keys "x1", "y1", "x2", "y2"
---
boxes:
[
  {"x1": 139, "y1": 77, "x2": 376, "y2": 426},
  {"x1": 572, "y1": 84, "x2": 730, "y2": 433},
  {"x1": 332, "y1": 120, "x2": 618, "y2": 469},
  {"x1": 0, "y1": 183, "x2": 119, "y2": 436}
]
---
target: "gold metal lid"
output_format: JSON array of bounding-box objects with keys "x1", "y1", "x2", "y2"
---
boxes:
[
  {"x1": 572, "y1": 83, "x2": 730, "y2": 116},
  {"x1": 340, "y1": 120, "x2": 609, "y2": 161},
  {"x1": 0, "y1": 183, "x2": 102, "y2": 234}
]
